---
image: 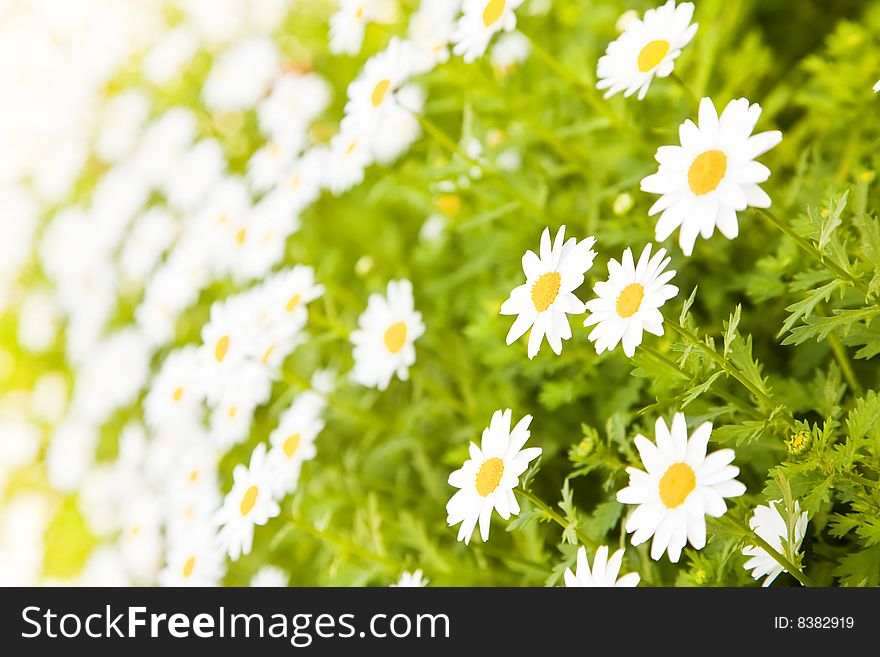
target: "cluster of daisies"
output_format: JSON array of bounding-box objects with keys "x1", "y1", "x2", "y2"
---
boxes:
[{"x1": 443, "y1": 0, "x2": 808, "y2": 587}]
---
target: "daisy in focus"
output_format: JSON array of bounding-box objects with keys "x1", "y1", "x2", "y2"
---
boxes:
[
  {"x1": 452, "y1": 0, "x2": 523, "y2": 64},
  {"x1": 446, "y1": 409, "x2": 541, "y2": 545},
  {"x1": 640, "y1": 97, "x2": 783, "y2": 256},
  {"x1": 500, "y1": 225, "x2": 597, "y2": 359},
  {"x1": 215, "y1": 443, "x2": 281, "y2": 560},
  {"x1": 391, "y1": 569, "x2": 429, "y2": 587},
  {"x1": 563, "y1": 545, "x2": 640, "y2": 587},
  {"x1": 597, "y1": 1, "x2": 698, "y2": 100},
  {"x1": 350, "y1": 279, "x2": 425, "y2": 390},
  {"x1": 616, "y1": 413, "x2": 746, "y2": 563},
  {"x1": 742, "y1": 499, "x2": 809, "y2": 587},
  {"x1": 583, "y1": 243, "x2": 677, "y2": 358}
]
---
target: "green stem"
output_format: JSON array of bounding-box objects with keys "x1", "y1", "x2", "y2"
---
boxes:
[
  {"x1": 826, "y1": 330, "x2": 863, "y2": 396},
  {"x1": 730, "y1": 516, "x2": 816, "y2": 587},
  {"x1": 285, "y1": 517, "x2": 401, "y2": 570},
  {"x1": 756, "y1": 208, "x2": 869, "y2": 296},
  {"x1": 669, "y1": 71, "x2": 699, "y2": 107},
  {"x1": 515, "y1": 487, "x2": 595, "y2": 548},
  {"x1": 665, "y1": 319, "x2": 796, "y2": 429}
]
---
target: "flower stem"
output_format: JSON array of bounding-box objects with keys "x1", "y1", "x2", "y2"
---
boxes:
[
  {"x1": 730, "y1": 515, "x2": 816, "y2": 587},
  {"x1": 669, "y1": 71, "x2": 699, "y2": 107},
  {"x1": 826, "y1": 330, "x2": 863, "y2": 396},
  {"x1": 756, "y1": 208, "x2": 869, "y2": 296},
  {"x1": 515, "y1": 487, "x2": 595, "y2": 548}
]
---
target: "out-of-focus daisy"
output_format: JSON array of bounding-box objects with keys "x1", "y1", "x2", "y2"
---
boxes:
[
  {"x1": 17, "y1": 289, "x2": 61, "y2": 353},
  {"x1": 144, "y1": 346, "x2": 205, "y2": 432},
  {"x1": 617, "y1": 413, "x2": 746, "y2": 563},
  {"x1": 446, "y1": 409, "x2": 541, "y2": 545},
  {"x1": 500, "y1": 225, "x2": 597, "y2": 359},
  {"x1": 350, "y1": 279, "x2": 425, "y2": 390},
  {"x1": 208, "y1": 364, "x2": 272, "y2": 448},
  {"x1": 329, "y1": 0, "x2": 376, "y2": 55},
  {"x1": 452, "y1": 0, "x2": 523, "y2": 64},
  {"x1": 597, "y1": 1, "x2": 698, "y2": 100},
  {"x1": 158, "y1": 526, "x2": 226, "y2": 587},
  {"x1": 583, "y1": 243, "x2": 678, "y2": 358},
  {"x1": 216, "y1": 443, "x2": 281, "y2": 560},
  {"x1": 742, "y1": 500, "x2": 809, "y2": 587},
  {"x1": 874, "y1": 79, "x2": 880, "y2": 93},
  {"x1": 407, "y1": 0, "x2": 460, "y2": 73},
  {"x1": 640, "y1": 97, "x2": 782, "y2": 255},
  {"x1": 490, "y1": 32, "x2": 530, "y2": 75},
  {"x1": 323, "y1": 129, "x2": 373, "y2": 195},
  {"x1": 564, "y1": 545, "x2": 640, "y2": 587},
  {"x1": 202, "y1": 37, "x2": 280, "y2": 113},
  {"x1": 120, "y1": 207, "x2": 177, "y2": 284},
  {"x1": 95, "y1": 89, "x2": 151, "y2": 163},
  {"x1": 162, "y1": 138, "x2": 227, "y2": 213},
  {"x1": 391, "y1": 569, "x2": 429, "y2": 587},
  {"x1": 267, "y1": 392, "x2": 324, "y2": 496},
  {"x1": 258, "y1": 71, "x2": 331, "y2": 146},
  {"x1": 199, "y1": 296, "x2": 255, "y2": 404},
  {"x1": 250, "y1": 565, "x2": 289, "y2": 587},
  {"x1": 142, "y1": 24, "x2": 200, "y2": 86}
]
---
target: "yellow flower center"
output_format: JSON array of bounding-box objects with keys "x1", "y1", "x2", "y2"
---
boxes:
[
  {"x1": 235, "y1": 227, "x2": 247, "y2": 245},
  {"x1": 688, "y1": 150, "x2": 727, "y2": 195},
  {"x1": 637, "y1": 39, "x2": 670, "y2": 72},
  {"x1": 531, "y1": 271, "x2": 561, "y2": 312},
  {"x1": 261, "y1": 344, "x2": 276, "y2": 364},
  {"x1": 188, "y1": 469, "x2": 199, "y2": 484},
  {"x1": 371, "y1": 79, "x2": 391, "y2": 108},
  {"x1": 214, "y1": 335, "x2": 230, "y2": 362},
  {"x1": 240, "y1": 485, "x2": 259, "y2": 516},
  {"x1": 616, "y1": 283, "x2": 644, "y2": 318},
  {"x1": 286, "y1": 293, "x2": 301, "y2": 312},
  {"x1": 383, "y1": 321, "x2": 407, "y2": 353},
  {"x1": 283, "y1": 434, "x2": 301, "y2": 459},
  {"x1": 482, "y1": 0, "x2": 506, "y2": 27},
  {"x1": 475, "y1": 457, "x2": 504, "y2": 496},
  {"x1": 182, "y1": 556, "x2": 196, "y2": 579},
  {"x1": 658, "y1": 462, "x2": 696, "y2": 508},
  {"x1": 228, "y1": 405, "x2": 238, "y2": 419},
  {"x1": 173, "y1": 386, "x2": 184, "y2": 402}
]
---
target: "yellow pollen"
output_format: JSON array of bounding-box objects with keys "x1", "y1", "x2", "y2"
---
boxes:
[
  {"x1": 286, "y1": 293, "x2": 302, "y2": 312},
  {"x1": 688, "y1": 150, "x2": 727, "y2": 195},
  {"x1": 235, "y1": 227, "x2": 247, "y2": 245},
  {"x1": 228, "y1": 406, "x2": 238, "y2": 419},
  {"x1": 482, "y1": 0, "x2": 506, "y2": 27},
  {"x1": 289, "y1": 175, "x2": 301, "y2": 188},
  {"x1": 356, "y1": 5, "x2": 364, "y2": 20},
  {"x1": 531, "y1": 271, "x2": 561, "y2": 312},
  {"x1": 188, "y1": 469, "x2": 199, "y2": 484},
  {"x1": 130, "y1": 525, "x2": 141, "y2": 537},
  {"x1": 658, "y1": 462, "x2": 696, "y2": 508},
  {"x1": 269, "y1": 142, "x2": 281, "y2": 157},
  {"x1": 182, "y1": 556, "x2": 196, "y2": 578},
  {"x1": 346, "y1": 140, "x2": 357, "y2": 155},
  {"x1": 637, "y1": 39, "x2": 670, "y2": 72},
  {"x1": 371, "y1": 79, "x2": 391, "y2": 108},
  {"x1": 383, "y1": 321, "x2": 407, "y2": 354},
  {"x1": 214, "y1": 335, "x2": 230, "y2": 363},
  {"x1": 240, "y1": 485, "x2": 258, "y2": 516},
  {"x1": 262, "y1": 344, "x2": 276, "y2": 364},
  {"x1": 475, "y1": 457, "x2": 504, "y2": 496},
  {"x1": 173, "y1": 386, "x2": 184, "y2": 402},
  {"x1": 616, "y1": 283, "x2": 644, "y2": 318},
  {"x1": 283, "y1": 434, "x2": 301, "y2": 458}
]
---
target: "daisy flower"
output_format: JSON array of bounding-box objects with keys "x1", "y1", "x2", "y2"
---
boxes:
[
  {"x1": 158, "y1": 526, "x2": 226, "y2": 587},
  {"x1": 350, "y1": 279, "x2": 425, "y2": 390},
  {"x1": 452, "y1": 0, "x2": 523, "y2": 64},
  {"x1": 144, "y1": 346, "x2": 205, "y2": 432},
  {"x1": 874, "y1": 79, "x2": 880, "y2": 93},
  {"x1": 216, "y1": 443, "x2": 281, "y2": 560},
  {"x1": 391, "y1": 569, "x2": 429, "y2": 587},
  {"x1": 596, "y1": 1, "x2": 698, "y2": 100},
  {"x1": 616, "y1": 413, "x2": 746, "y2": 563},
  {"x1": 323, "y1": 129, "x2": 373, "y2": 196},
  {"x1": 742, "y1": 499, "x2": 809, "y2": 587},
  {"x1": 329, "y1": 0, "x2": 376, "y2": 56},
  {"x1": 640, "y1": 96, "x2": 783, "y2": 255},
  {"x1": 500, "y1": 225, "x2": 597, "y2": 359},
  {"x1": 446, "y1": 409, "x2": 541, "y2": 545},
  {"x1": 199, "y1": 296, "x2": 255, "y2": 404},
  {"x1": 563, "y1": 545, "x2": 640, "y2": 587},
  {"x1": 583, "y1": 243, "x2": 678, "y2": 358},
  {"x1": 201, "y1": 37, "x2": 280, "y2": 113},
  {"x1": 267, "y1": 391, "x2": 325, "y2": 496}
]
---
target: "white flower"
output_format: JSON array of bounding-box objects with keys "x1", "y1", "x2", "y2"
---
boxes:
[
  {"x1": 407, "y1": 0, "x2": 460, "y2": 73},
  {"x1": 350, "y1": 279, "x2": 425, "y2": 390},
  {"x1": 742, "y1": 500, "x2": 808, "y2": 587},
  {"x1": 500, "y1": 225, "x2": 597, "y2": 359},
  {"x1": 267, "y1": 391, "x2": 324, "y2": 496},
  {"x1": 874, "y1": 79, "x2": 880, "y2": 93},
  {"x1": 144, "y1": 346, "x2": 205, "y2": 433},
  {"x1": 446, "y1": 409, "x2": 541, "y2": 545},
  {"x1": 95, "y1": 89, "x2": 151, "y2": 163},
  {"x1": 118, "y1": 491, "x2": 164, "y2": 582},
  {"x1": 452, "y1": 0, "x2": 523, "y2": 64},
  {"x1": 264, "y1": 149, "x2": 327, "y2": 214},
  {"x1": 161, "y1": 138, "x2": 227, "y2": 213},
  {"x1": 159, "y1": 526, "x2": 226, "y2": 587},
  {"x1": 142, "y1": 25, "x2": 200, "y2": 86},
  {"x1": 216, "y1": 443, "x2": 281, "y2": 560},
  {"x1": 616, "y1": 413, "x2": 746, "y2": 563},
  {"x1": 329, "y1": 0, "x2": 375, "y2": 56},
  {"x1": 391, "y1": 569, "x2": 429, "y2": 587},
  {"x1": 563, "y1": 545, "x2": 640, "y2": 587},
  {"x1": 199, "y1": 295, "x2": 257, "y2": 404},
  {"x1": 640, "y1": 97, "x2": 782, "y2": 256},
  {"x1": 257, "y1": 71, "x2": 331, "y2": 146},
  {"x1": 202, "y1": 37, "x2": 280, "y2": 113},
  {"x1": 208, "y1": 364, "x2": 272, "y2": 448},
  {"x1": 597, "y1": 1, "x2": 698, "y2": 101},
  {"x1": 17, "y1": 289, "x2": 61, "y2": 353},
  {"x1": 120, "y1": 207, "x2": 177, "y2": 284},
  {"x1": 490, "y1": 32, "x2": 530, "y2": 74},
  {"x1": 323, "y1": 130, "x2": 373, "y2": 196},
  {"x1": 250, "y1": 565, "x2": 289, "y2": 587},
  {"x1": 132, "y1": 108, "x2": 198, "y2": 187},
  {"x1": 583, "y1": 243, "x2": 678, "y2": 358},
  {"x1": 247, "y1": 139, "x2": 301, "y2": 193}
]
